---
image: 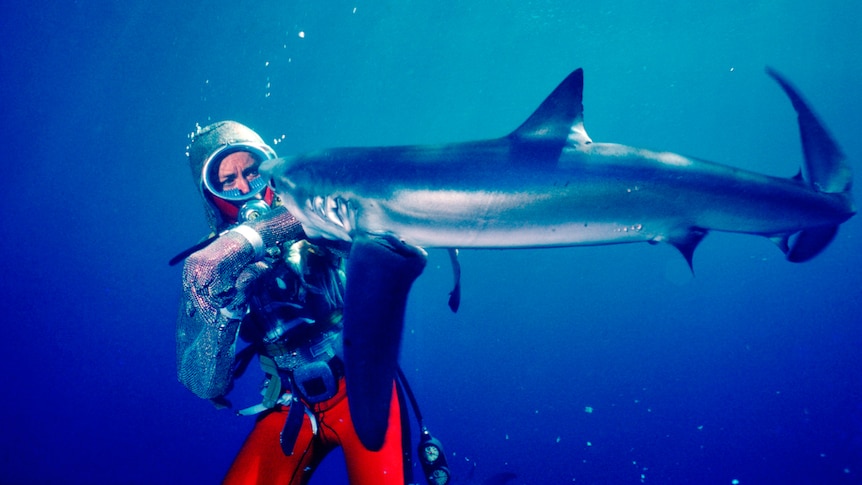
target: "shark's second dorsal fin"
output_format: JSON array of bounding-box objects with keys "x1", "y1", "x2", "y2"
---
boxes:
[{"x1": 510, "y1": 68, "x2": 591, "y2": 154}]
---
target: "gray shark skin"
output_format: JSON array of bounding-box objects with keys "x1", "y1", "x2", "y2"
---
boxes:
[{"x1": 261, "y1": 68, "x2": 854, "y2": 450}]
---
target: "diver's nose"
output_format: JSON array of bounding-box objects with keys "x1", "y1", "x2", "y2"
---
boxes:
[{"x1": 235, "y1": 176, "x2": 251, "y2": 194}]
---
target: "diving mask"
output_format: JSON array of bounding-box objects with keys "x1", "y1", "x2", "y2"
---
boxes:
[{"x1": 201, "y1": 142, "x2": 276, "y2": 202}]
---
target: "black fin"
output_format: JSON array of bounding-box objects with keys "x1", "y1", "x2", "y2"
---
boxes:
[
  {"x1": 787, "y1": 226, "x2": 838, "y2": 263},
  {"x1": 343, "y1": 235, "x2": 427, "y2": 450},
  {"x1": 671, "y1": 230, "x2": 708, "y2": 273},
  {"x1": 509, "y1": 68, "x2": 591, "y2": 161},
  {"x1": 766, "y1": 70, "x2": 852, "y2": 261},
  {"x1": 447, "y1": 248, "x2": 461, "y2": 312},
  {"x1": 168, "y1": 233, "x2": 219, "y2": 266},
  {"x1": 766, "y1": 68, "x2": 850, "y2": 193}
]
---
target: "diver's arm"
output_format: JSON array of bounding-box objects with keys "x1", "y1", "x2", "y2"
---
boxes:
[{"x1": 176, "y1": 207, "x2": 303, "y2": 399}]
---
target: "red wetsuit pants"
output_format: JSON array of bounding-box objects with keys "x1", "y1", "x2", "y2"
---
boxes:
[{"x1": 224, "y1": 379, "x2": 411, "y2": 485}]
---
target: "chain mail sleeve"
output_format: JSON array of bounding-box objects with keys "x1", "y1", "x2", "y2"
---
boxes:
[{"x1": 176, "y1": 207, "x2": 303, "y2": 399}]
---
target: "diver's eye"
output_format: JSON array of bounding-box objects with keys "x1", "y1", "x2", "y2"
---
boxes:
[{"x1": 220, "y1": 175, "x2": 238, "y2": 190}]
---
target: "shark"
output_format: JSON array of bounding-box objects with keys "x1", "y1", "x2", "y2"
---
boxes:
[{"x1": 260, "y1": 68, "x2": 854, "y2": 450}]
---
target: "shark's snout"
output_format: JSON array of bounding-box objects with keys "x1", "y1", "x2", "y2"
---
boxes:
[
  {"x1": 260, "y1": 157, "x2": 298, "y2": 191},
  {"x1": 259, "y1": 157, "x2": 280, "y2": 183}
]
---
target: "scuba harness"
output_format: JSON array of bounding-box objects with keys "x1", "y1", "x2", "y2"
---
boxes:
[
  {"x1": 172, "y1": 215, "x2": 450, "y2": 484},
  {"x1": 233, "y1": 241, "x2": 346, "y2": 455},
  {"x1": 232, "y1": 355, "x2": 451, "y2": 485},
  {"x1": 231, "y1": 329, "x2": 451, "y2": 485},
  {"x1": 234, "y1": 260, "x2": 450, "y2": 484}
]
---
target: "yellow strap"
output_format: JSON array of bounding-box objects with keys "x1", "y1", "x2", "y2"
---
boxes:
[{"x1": 259, "y1": 355, "x2": 283, "y2": 409}]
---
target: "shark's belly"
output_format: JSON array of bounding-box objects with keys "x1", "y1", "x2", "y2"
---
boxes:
[{"x1": 368, "y1": 188, "x2": 663, "y2": 248}]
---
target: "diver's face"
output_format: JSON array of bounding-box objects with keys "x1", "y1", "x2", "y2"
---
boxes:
[{"x1": 217, "y1": 151, "x2": 260, "y2": 194}]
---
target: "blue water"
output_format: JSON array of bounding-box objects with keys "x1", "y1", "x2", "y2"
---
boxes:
[{"x1": 2, "y1": 1, "x2": 860, "y2": 483}]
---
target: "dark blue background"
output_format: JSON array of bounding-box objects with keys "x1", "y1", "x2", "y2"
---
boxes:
[{"x1": 2, "y1": 1, "x2": 860, "y2": 483}]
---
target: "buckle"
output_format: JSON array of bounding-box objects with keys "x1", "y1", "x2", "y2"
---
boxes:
[{"x1": 293, "y1": 360, "x2": 338, "y2": 403}]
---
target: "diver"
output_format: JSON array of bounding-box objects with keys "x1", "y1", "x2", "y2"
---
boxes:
[{"x1": 175, "y1": 121, "x2": 451, "y2": 484}]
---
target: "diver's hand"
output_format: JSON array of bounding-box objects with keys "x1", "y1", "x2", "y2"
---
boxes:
[
  {"x1": 229, "y1": 261, "x2": 271, "y2": 311},
  {"x1": 233, "y1": 206, "x2": 305, "y2": 256},
  {"x1": 184, "y1": 207, "x2": 302, "y2": 314}
]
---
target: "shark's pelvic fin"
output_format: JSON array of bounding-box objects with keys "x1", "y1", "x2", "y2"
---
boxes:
[
  {"x1": 343, "y1": 234, "x2": 427, "y2": 450},
  {"x1": 509, "y1": 68, "x2": 591, "y2": 161},
  {"x1": 669, "y1": 229, "x2": 708, "y2": 273}
]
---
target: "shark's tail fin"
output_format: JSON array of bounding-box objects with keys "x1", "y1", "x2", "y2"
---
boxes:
[{"x1": 767, "y1": 68, "x2": 854, "y2": 262}]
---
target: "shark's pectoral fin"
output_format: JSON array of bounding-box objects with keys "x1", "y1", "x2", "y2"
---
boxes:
[{"x1": 343, "y1": 234, "x2": 427, "y2": 450}]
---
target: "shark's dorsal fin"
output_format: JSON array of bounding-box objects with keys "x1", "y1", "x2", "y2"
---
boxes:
[{"x1": 510, "y1": 68, "x2": 592, "y2": 154}]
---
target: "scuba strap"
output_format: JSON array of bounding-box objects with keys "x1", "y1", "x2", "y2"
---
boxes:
[
  {"x1": 259, "y1": 354, "x2": 286, "y2": 409},
  {"x1": 279, "y1": 394, "x2": 306, "y2": 456},
  {"x1": 235, "y1": 353, "x2": 450, "y2": 477},
  {"x1": 235, "y1": 354, "x2": 289, "y2": 416},
  {"x1": 236, "y1": 354, "x2": 320, "y2": 457}
]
